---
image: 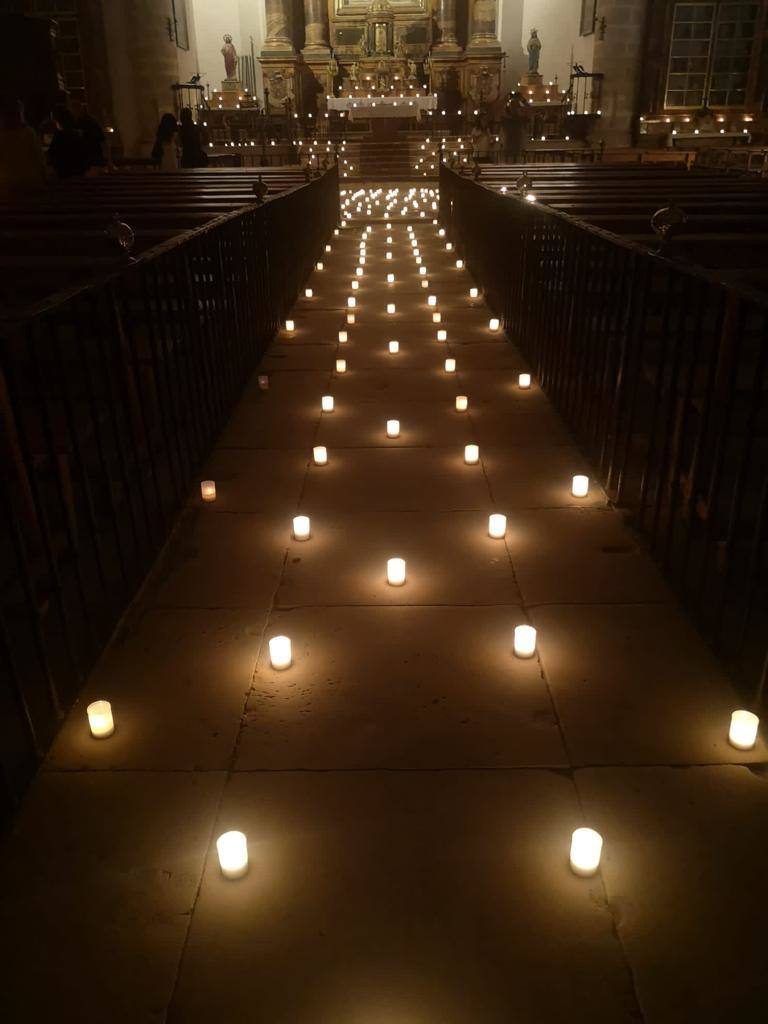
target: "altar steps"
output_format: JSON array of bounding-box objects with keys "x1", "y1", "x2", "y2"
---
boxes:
[{"x1": 356, "y1": 140, "x2": 438, "y2": 180}]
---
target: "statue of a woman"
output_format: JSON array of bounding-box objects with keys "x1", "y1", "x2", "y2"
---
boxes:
[
  {"x1": 221, "y1": 34, "x2": 238, "y2": 79},
  {"x1": 527, "y1": 29, "x2": 541, "y2": 73}
]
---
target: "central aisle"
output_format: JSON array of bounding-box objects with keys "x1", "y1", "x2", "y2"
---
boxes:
[{"x1": 5, "y1": 183, "x2": 766, "y2": 1024}]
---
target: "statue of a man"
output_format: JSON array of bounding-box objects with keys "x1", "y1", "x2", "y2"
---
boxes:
[
  {"x1": 527, "y1": 29, "x2": 541, "y2": 74},
  {"x1": 222, "y1": 34, "x2": 238, "y2": 79}
]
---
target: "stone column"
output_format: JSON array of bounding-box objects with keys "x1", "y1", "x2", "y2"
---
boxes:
[
  {"x1": 434, "y1": 0, "x2": 460, "y2": 50},
  {"x1": 303, "y1": 0, "x2": 329, "y2": 51},
  {"x1": 591, "y1": 0, "x2": 649, "y2": 146},
  {"x1": 468, "y1": 0, "x2": 499, "y2": 48},
  {"x1": 264, "y1": 0, "x2": 294, "y2": 51}
]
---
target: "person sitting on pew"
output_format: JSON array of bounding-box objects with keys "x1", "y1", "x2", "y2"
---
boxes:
[
  {"x1": 179, "y1": 107, "x2": 208, "y2": 168},
  {"x1": 0, "y1": 95, "x2": 46, "y2": 194},
  {"x1": 47, "y1": 104, "x2": 88, "y2": 179},
  {"x1": 152, "y1": 113, "x2": 181, "y2": 171}
]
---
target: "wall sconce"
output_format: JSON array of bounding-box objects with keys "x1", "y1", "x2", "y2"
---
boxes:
[
  {"x1": 216, "y1": 830, "x2": 248, "y2": 879},
  {"x1": 87, "y1": 700, "x2": 114, "y2": 739},
  {"x1": 200, "y1": 480, "x2": 216, "y2": 503},
  {"x1": 387, "y1": 557, "x2": 406, "y2": 586},
  {"x1": 313, "y1": 445, "x2": 328, "y2": 465},
  {"x1": 269, "y1": 635, "x2": 292, "y2": 670},
  {"x1": 571, "y1": 475, "x2": 589, "y2": 498},
  {"x1": 292, "y1": 515, "x2": 311, "y2": 540},
  {"x1": 464, "y1": 443, "x2": 479, "y2": 464},
  {"x1": 488, "y1": 513, "x2": 507, "y2": 539},
  {"x1": 455, "y1": 395, "x2": 468, "y2": 412},
  {"x1": 729, "y1": 710, "x2": 759, "y2": 750},
  {"x1": 570, "y1": 828, "x2": 603, "y2": 876},
  {"x1": 387, "y1": 419, "x2": 400, "y2": 438},
  {"x1": 513, "y1": 624, "x2": 536, "y2": 657}
]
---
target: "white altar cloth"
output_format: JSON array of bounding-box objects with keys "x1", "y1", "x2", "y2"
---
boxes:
[{"x1": 327, "y1": 95, "x2": 437, "y2": 120}]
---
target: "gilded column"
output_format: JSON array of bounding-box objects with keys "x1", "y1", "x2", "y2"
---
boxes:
[
  {"x1": 434, "y1": 0, "x2": 460, "y2": 49},
  {"x1": 303, "y1": 0, "x2": 330, "y2": 51},
  {"x1": 264, "y1": 0, "x2": 294, "y2": 51},
  {"x1": 468, "y1": 0, "x2": 499, "y2": 48}
]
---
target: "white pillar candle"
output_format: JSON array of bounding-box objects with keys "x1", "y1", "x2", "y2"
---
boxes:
[
  {"x1": 456, "y1": 259, "x2": 464, "y2": 269},
  {"x1": 387, "y1": 273, "x2": 395, "y2": 283},
  {"x1": 415, "y1": 256, "x2": 422, "y2": 265},
  {"x1": 419, "y1": 266, "x2": 427, "y2": 276},
  {"x1": 313, "y1": 445, "x2": 328, "y2": 466},
  {"x1": 292, "y1": 515, "x2": 311, "y2": 540},
  {"x1": 489, "y1": 317, "x2": 500, "y2": 332},
  {"x1": 572, "y1": 475, "x2": 589, "y2": 498},
  {"x1": 387, "y1": 303, "x2": 396, "y2": 315},
  {"x1": 488, "y1": 513, "x2": 507, "y2": 539},
  {"x1": 464, "y1": 443, "x2": 479, "y2": 465},
  {"x1": 87, "y1": 699, "x2": 114, "y2": 739},
  {"x1": 359, "y1": 256, "x2": 366, "y2": 265},
  {"x1": 389, "y1": 340, "x2": 399, "y2": 354},
  {"x1": 455, "y1": 395, "x2": 468, "y2": 412},
  {"x1": 346, "y1": 313, "x2": 355, "y2": 324},
  {"x1": 427, "y1": 295, "x2": 437, "y2": 306},
  {"x1": 305, "y1": 288, "x2": 313, "y2": 298},
  {"x1": 445, "y1": 358, "x2": 456, "y2": 373},
  {"x1": 437, "y1": 329, "x2": 447, "y2": 342},
  {"x1": 285, "y1": 319, "x2": 295, "y2": 332},
  {"x1": 432, "y1": 312, "x2": 442, "y2": 324},
  {"x1": 269, "y1": 635, "x2": 292, "y2": 670},
  {"x1": 316, "y1": 261, "x2": 324, "y2": 271},
  {"x1": 513, "y1": 624, "x2": 537, "y2": 658},
  {"x1": 446, "y1": 242, "x2": 453, "y2": 251},
  {"x1": 325, "y1": 244, "x2": 331, "y2": 252},
  {"x1": 569, "y1": 828, "x2": 603, "y2": 877},
  {"x1": 438, "y1": 227, "x2": 445, "y2": 237},
  {"x1": 200, "y1": 480, "x2": 216, "y2": 502},
  {"x1": 347, "y1": 296, "x2": 356, "y2": 308},
  {"x1": 420, "y1": 279, "x2": 428, "y2": 287},
  {"x1": 469, "y1": 287, "x2": 479, "y2": 299},
  {"x1": 386, "y1": 251, "x2": 393, "y2": 260},
  {"x1": 217, "y1": 830, "x2": 248, "y2": 879},
  {"x1": 355, "y1": 267, "x2": 363, "y2": 277},
  {"x1": 519, "y1": 373, "x2": 531, "y2": 389},
  {"x1": 387, "y1": 419, "x2": 400, "y2": 438},
  {"x1": 258, "y1": 375, "x2": 269, "y2": 389},
  {"x1": 351, "y1": 281, "x2": 359, "y2": 291},
  {"x1": 321, "y1": 395, "x2": 334, "y2": 412},
  {"x1": 729, "y1": 710, "x2": 759, "y2": 750},
  {"x1": 336, "y1": 359, "x2": 346, "y2": 374},
  {"x1": 387, "y1": 557, "x2": 406, "y2": 586},
  {"x1": 338, "y1": 330, "x2": 348, "y2": 343},
  {"x1": 386, "y1": 235, "x2": 392, "y2": 243}
]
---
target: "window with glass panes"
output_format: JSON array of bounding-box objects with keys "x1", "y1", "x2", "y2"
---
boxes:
[{"x1": 665, "y1": 2, "x2": 758, "y2": 108}]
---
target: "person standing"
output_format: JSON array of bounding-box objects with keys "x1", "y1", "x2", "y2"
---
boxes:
[
  {"x1": 47, "y1": 104, "x2": 88, "y2": 179},
  {"x1": 152, "y1": 113, "x2": 180, "y2": 171},
  {"x1": 179, "y1": 107, "x2": 207, "y2": 168}
]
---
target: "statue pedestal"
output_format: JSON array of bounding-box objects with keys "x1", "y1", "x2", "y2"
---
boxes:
[
  {"x1": 522, "y1": 71, "x2": 543, "y2": 87},
  {"x1": 219, "y1": 78, "x2": 244, "y2": 107}
]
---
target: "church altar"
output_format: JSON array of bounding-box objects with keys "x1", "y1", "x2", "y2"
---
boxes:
[{"x1": 327, "y1": 94, "x2": 436, "y2": 119}]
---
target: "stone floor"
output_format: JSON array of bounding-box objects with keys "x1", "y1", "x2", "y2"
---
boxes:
[{"x1": 2, "y1": 186, "x2": 767, "y2": 1023}]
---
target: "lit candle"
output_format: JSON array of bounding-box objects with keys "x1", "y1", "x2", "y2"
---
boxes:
[
  {"x1": 432, "y1": 312, "x2": 442, "y2": 324},
  {"x1": 729, "y1": 710, "x2": 759, "y2": 750},
  {"x1": 456, "y1": 259, "x2": 464, "y2": 269},
  {"x1": 387, "y1": 557, "x2": 406, "y2": 586},
  {"x1": 387, "y1": 419, "x2": 400, "y2": 438},
  {"x1": 489, "y1": 317, "x2": 500, "y2": 332},
  {"x1": 446, "y1": 242, "x2": 453, "y2": 251},
  {"x1": 445, "y1": 358, "x2": 456, "y2": 373},
  {"x1": 488, "y1": 513, "x2": 507, "y2": 539},
  {"x1": 469, "y1": 287, "x2": 479, "y2": 299},
  {"x1": 387, "y1": 303, "x2": 396, "y2": 315},
  {"x1": 258, "y1": 375, "x2": 269, "y2": 389},
  {"x1": 351, "y1": 281, "x2": 359, "y2": 291},
  {"x1": 387, "y1": 273, "x2": 395, "y2": 283},
  {"x1": 355, "y1": 267, "x2": 363, "y2": 277},
  {"x1": 415, "y1": 256, "x2": 422, "y2": 265},
  {"x1": 217, "y1": 830, "x2": 248, "y2": 879},
  {"x1": 569, "y1": 828, "x2": 603, "y2": 877},
  {"x1": 336, "y1": 359, "x2": 347, "y2": 374},
  {"x1": 572, "y1": 475, "x2": 589, "y2": 498},
  {"x1": 269, "y1": 635, "x2": 292, "y2": 670},
  {"x1": 464, "y1": 443, "x2": 479, "y2": 465},
  {"x1": 347, "y1": 313, "x2": 355, "y2": 324},
  {"x1": 419, "y1": 266, "x2": 427, "y2": 276},
  {"x1": 313, "y1": 445, "x2": 328, "y2": 465},
  {"x1": 427, "y1": 295, "x2": 437, "y2": 306},
  {"x1": 200, "y1": 480, "x2": 216, "y2": 503},
  {"x1": 325, "y1": 244, "x2": 331, "y2": 253},
  {"x1": 87, "y1": 699, "x2": 114, "y2": 739},
  {"x1": 305, "y1": 288, "x2": 313, "y2": 298},
  {"x1": 519, "y1": 373, "x2": 531, "y2": 389},
  {"x1": 338, "y1": 330, "x2": 348, "y2": 343},
  {"x1": 316, "y1": 261, "x2": 324, "y2": 271},
  {"x1": 347, "y1": 296, "x2": 356, "y2": 308},
  {"x1": 292, "y1": 515, "x2": 311, "y2": 540},
  {"x1": 285, "y1": 319, "x2": 295, "y2": 332},
  {"x1": 455, "y1": 395, "x2": 468, "y2": 412},
  {"x1": 321, "y1": 395, "x2": 334, "y2": 413},
  {"x1": 421, "y1": 279, "x2": 428, "y2": 287},
  {"x1": 389, "y1": 340, "x2": 399, "y2": 354},
  {"x1": 437, "y1": 329, "x2": 447, "y2": 342},
  {"x1": 386, "y1": 251, "x2": 393, "y2": 260},
  {"x1": 438, "y1": 228, "x2": 445, "y2": 237},
  {"x1": 513, "y1": 624, "x2": 536, "y2": 658}
]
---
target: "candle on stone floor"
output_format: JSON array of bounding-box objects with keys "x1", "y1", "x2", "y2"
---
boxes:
[
  {"x1": 216, "y1": 831, "x2": 248, "y2": 879},
  {"x1": 386, "y1": 251, "x2": 393, "y2": 260},
  {"x1": 437, "y1": 329, "x2": 447, "y2": 342},
  {"x1": 469, "y1": 287, "x2": 479, "y2": 299},
  {"x1": 387, "y1": 557, "x2": 406, "y2": 586},
  {"x1": 292, "y1": 515, "x2": 311, "y2": 541},
  {"x1": 387, "y1": 303, "x2": 396, "y2": 315},
  {"x1": 433, "y1": 312, "x2": 442, "y2": 323},
  {"x1": 269, "y1": 635, "x2": 292, "y2": 670},
  {"x1": 571, "y1": 475, "x2": 589, "y2": 498},
  {"x1": 438, "y1": 228, "x2": 445, "y2": 237},
  {"x1": 729, "y1": 710, "x2": 759, "y2": 750},
  {"x1": 305, "y1": 288, "x2": 313, "y2": 298},
  {"x1": 336, "y1": 359, "x2": 346, "y2": 374},
  {"x1": 200, "y1": 480, "x2": 217, "y2": 502},
  {"x1": 86, "y1": 700, "x2": 114, "y2": 739},
  {"x1": 321, "y1": 395, "x2": 334, "y2": 412},
  {"x1": 356, "y1": 267, "x2": 363, "y2": 277},
  {"x1": 258, "y1": 375, "x2": 269, "y2": 390},
  {"x1": 488, "y1": 513, "x2": 507, "y2": 539},
  {"x1": 464, "y1": 443, "x2": 479, "y2": 465},
  {"x1": 446, "y1": 242, "x2": 453, "y2": 252},
  {"x1": 421, "y1": 279, "x2": 429, "y2": 288},
  {"x1": 313, "y1": 445, "x2": 328, "y2": 466},
  {"x1": 351, "y1": 281, "x2": 359, "y2": 291},
  {"x1": 513, "y1": 624, "x2": 536, "y2": 658},
  {"x1": 347, "y1": 313, "x2": 355, "y2": 324},
  {"x1": 456, "y1": 259, "x2": 464, "y2": 269},
  {"x1": 415, "y1": 256, "x2": 422, "y2": 265},
  {"x1": 338, "y1": 330, "x2": 348, "y2": 343},
  {"x1": 387, "y1": 273, "x2": 395, "y2": 283},
  {"x1": 285, "y1": 319, "x2": 295, "y2": 332},
  {"x1": 325, "y1": 244, "x2": 331, "y2": 253},
  {"x1": 489, "y1": 317, "x2": 500, "y2": 332},
  {"x1": 455, "y1": 395, "x2": 468, "y2": 411},
  {"x1": 389, "y1": 340, "x2": 399, "y2": 354},
  {"x1": 569, "y1": 828, "x2": 603, "y2": 877},
  {"x1": 387, "y1": 419, "x2": 400, "y2": 438},
  {"x1": 519, "y1": 373, "x2": 532, "y2": 389},
  {"x1": 359, "y1": 256, "x2": 366, "y2": 265},
  {"x1": 419, "y1": 266, "x2": 427, "y2": 276},
  {"x1": 445, "y1": 358, "x2": 456, "y2": 373},
  {"x1": 316, "y1": 261, "x2": 324, "y2": 271},
  {"x1": 428, "y1": 295, "x2": 437, "y2": 307}
]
